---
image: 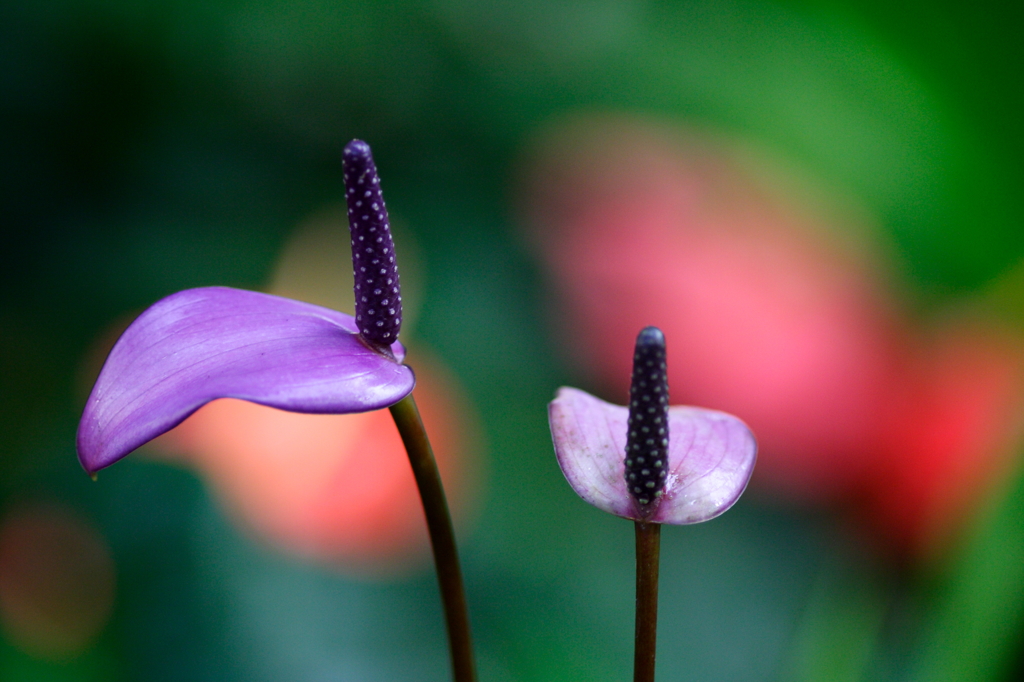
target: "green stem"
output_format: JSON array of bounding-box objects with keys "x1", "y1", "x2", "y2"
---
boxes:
[
  {"x1": 634, "y1": 521, "x2": 661, "y2": 682},
  {"x1": 389, "y1": 393, "x2": 477, "y2": 682}
]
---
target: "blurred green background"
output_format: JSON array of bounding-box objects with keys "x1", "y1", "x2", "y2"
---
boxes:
[{"x1": 2, "y1": 0, "x2": 1024, "y2": 680}]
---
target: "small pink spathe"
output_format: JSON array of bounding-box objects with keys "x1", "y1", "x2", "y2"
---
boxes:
[{"x1": 549, "y1": 387, "x2": 756, "y2": 524}]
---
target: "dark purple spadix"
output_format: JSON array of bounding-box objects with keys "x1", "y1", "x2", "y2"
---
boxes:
[
  {"x1": 625, "y1": 326, "x2": 670, "y2": 508},
  {"x1": 343, "y1": 139, "x2": 402, "y2": 348}
]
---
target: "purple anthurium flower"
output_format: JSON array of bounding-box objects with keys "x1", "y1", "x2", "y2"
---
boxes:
[
  {"x1": 77, "y1": 140, "x2": 415, "y2": 475},
  {"x1": 549, "y1": 327, "x2": 756, "y2": 524}
]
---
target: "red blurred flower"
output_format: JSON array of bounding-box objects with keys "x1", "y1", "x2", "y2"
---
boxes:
[
  {"x1": 867, "y1": 321, "x2": 1024, "y2": 555},
  {"x1": 522, "y1": 116, "x2": 1024, "y2": 556}
]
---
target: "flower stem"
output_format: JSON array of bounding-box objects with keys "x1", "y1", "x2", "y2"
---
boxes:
[
  {"x1": 634, "y1": 521, "x2": 661, "y2": 682},
  {"x1": 389, "y1": 393, "x2": 477, "y2": 682}
]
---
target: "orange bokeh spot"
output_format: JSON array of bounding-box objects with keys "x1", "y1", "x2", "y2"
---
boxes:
[
  {"x1": 0, "y1": 504, "x2": 116, "y2": 659},
  {"x1": 153, "y1": 351, "x2": 478, "y2": 573}
]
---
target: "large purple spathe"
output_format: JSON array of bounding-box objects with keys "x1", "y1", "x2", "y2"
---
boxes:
[
  {"x1": 77, "y1": 287, "x2": 415, "y2": 474},
  {"x1": 549, "y1": 387, "x2": 756, "y2": 524}
]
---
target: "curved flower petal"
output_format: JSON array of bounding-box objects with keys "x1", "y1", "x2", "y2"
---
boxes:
[
  {"x1": 549, "y1": 387, "x2": 756, "y2": 524},
  {"x1": 77, "y1": 287, "x2": 414, "y2": 474}
]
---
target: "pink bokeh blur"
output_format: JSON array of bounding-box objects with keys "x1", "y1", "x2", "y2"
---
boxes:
[{"x1": 522, "y1": 116, "x2": 1024, "y2": 557}]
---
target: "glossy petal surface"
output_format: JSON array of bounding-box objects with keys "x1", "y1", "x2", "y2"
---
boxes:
[
  {"x1": 549, "y1": 387, "x2": 756, "y2": 523},
  {"x1": 77, "y1": 287, "x2": 414, "y2": 473}
]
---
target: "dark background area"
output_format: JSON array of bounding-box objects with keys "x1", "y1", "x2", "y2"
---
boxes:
[{"x1": 2, "y1": 1, "x2": 1023, "y2": 680}]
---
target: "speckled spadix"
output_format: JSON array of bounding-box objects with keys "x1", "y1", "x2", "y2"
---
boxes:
[
  {"x1": 549, "y1": 385, "x2": 756, "y2": 524},
  {"x1": 343, "y1": 139, "x2": 402, "y2": 348},
  {"x1": 625, "y1": 326, "x2": 671, "y2": 507}
]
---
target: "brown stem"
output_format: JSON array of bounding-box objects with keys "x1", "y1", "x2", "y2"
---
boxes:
[
  {"x1": 389, "y1": 394, "x2": 477, "y2": 682},
  {"x1": 634, "y1": 521, "x2": 662, "y2": 682}
]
